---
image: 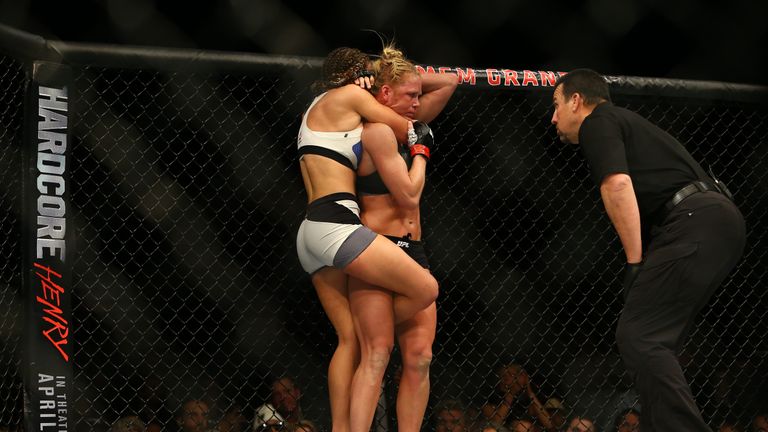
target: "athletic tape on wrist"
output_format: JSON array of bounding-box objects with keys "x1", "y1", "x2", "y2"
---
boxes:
[{"x1": 407, "y1": 122, "x2": 417, "y2": 146}]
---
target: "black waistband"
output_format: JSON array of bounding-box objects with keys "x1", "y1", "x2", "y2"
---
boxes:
[
  {"x1": 306, "y1": 192, "x2": 361, "y2": 224},
  {"x1": 385, "y1": 234, "x2": 429, "y2": 269},
  {"x1": 663, "y1": 180, "x2": 720, "y2": 215},
  {"x1": 309, "y1": 192, "x2": 358, "y2": 207},
  {"x1": 384, "y1": 234, "x2": 422, "y2": 246}
]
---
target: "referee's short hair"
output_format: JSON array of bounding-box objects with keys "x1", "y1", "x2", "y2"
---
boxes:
[{"x1": 555, "y1": 68, "x2": 611, "y2": 105}]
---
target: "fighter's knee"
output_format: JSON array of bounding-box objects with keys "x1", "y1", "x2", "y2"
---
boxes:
[
  {"x1": 403, "y1": 349, "x2": 433, "y2": 374},
  {"x1": 336, "y1": 326, "x2": 357, "y2": 347},
  {"x1": 365, "y1": 335, "x2": 394, "y2": 358},
  {"x1": 337, "y1": 337, "x2": 358, "y2": 356},
  {"x1": 365, "y1": 346, "x2": 393, "y2": 375}
]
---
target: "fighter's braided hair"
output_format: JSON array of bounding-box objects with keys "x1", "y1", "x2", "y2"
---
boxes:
[{"x1": 312, "y1": 47, "x2": 371, "y2": 93}]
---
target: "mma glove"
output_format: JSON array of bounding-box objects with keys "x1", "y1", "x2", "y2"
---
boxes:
[
  {"x1": 409, "y1": 120, "x2": 434, "y2": 160},
  {"x1": 354, "y1": 70, "x2": 375, "y2": 80},
  {"x1": 622, "y1": 261, "x2": 643, "y2": 301}
]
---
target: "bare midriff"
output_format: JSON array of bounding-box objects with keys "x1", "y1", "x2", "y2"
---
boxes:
[
  {"x1": 300, "y1": 155, "x2": 357, "y2": 204},
  {"x1": 360, "y1": 193, "x2": 421, "y2": 240}
]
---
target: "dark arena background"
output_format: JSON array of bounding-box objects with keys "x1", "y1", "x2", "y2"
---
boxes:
[{"x1": 1, "y1": 2, "x2": 768, "y2": 432}]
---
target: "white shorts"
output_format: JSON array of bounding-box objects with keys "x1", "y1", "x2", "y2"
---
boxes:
[{"x1": 296, "y1": 192, "x2": 377, "y2": 274}]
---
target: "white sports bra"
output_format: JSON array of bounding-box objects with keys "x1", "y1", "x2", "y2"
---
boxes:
[{"x1": 297, "y1": 93, "x2": 364, "y2": 170}]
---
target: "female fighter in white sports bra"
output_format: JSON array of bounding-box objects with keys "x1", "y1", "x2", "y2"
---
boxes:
[{"x1": 296, "y1": 47, "x2": 438, "y2": 432}]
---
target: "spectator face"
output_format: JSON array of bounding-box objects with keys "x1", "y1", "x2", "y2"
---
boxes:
[
  {"x1": 510, "y1": 420, "x2": 537, "y2": 432},
  {"x1": 754, "y1": 415, "x2": 768, "y2": 432},
  {"x1": 617, "y1": 412, "x2": 640, "y2": 432},
  {"x1": 436, "y1": 409, "x2": 466, "y2": 432},
  {"x1": 220, "y1": 405, "x2": 247, "y2": 432},
  {"x1": 112, "y1": 415, "x2": 144, "y2": 432},
  {"x1": 546, "y1": 408, "x2": 566, "y2": 429},
  {"x1": 498, "y1": 364, "x2": 526, "y2": 394},
  {"x1": 567, "y1": 417, "x2": 595, "y2": 432},
  {"x1": 178, "y1": 400, "x2": 210, "y2": 432},
  {"x1": 272, "y1": 378, "x2": 301, "y2": 415}
]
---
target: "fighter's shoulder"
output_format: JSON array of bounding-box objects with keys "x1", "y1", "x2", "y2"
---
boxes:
[
  {"x1": 361, "y1": 123, "x2": 399, "y2": 155},
  {"x1": 362, "y1": 122, "x2": 397, "y2": 140},
  {"x1": 320, "y1": 84, "x2": 361, "y2": 102}
]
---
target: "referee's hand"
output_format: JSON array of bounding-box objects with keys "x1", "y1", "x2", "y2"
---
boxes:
[{"x1": 622, "y1": 261, "x2": 643, "y2": 301}]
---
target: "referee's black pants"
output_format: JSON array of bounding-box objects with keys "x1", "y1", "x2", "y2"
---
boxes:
[{"x1": 616, "y1": 191, "x2": 746, "y2": 432}]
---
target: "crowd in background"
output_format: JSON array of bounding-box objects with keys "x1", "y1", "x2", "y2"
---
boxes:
[{"x1": 3, "y1": 363, "x2": 762, "y2": 432}]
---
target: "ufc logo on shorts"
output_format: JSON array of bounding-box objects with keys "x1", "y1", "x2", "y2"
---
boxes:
[{"x1": 396, "y1": 241, "x2": 410, "y2": 248}]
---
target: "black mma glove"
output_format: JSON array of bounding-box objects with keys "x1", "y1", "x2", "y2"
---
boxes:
[
  {"x1": 354, "y1": 70, "x2": 375, "y2": 80},
  {"x1": 409, "y1": 121, "x2": 433, "y2": 160},
  {"x1": 622, "y1": 261, "x2": 643, "y2": 301}
]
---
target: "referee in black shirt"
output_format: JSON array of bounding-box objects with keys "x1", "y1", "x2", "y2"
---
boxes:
[{"x1": 550, "y1": 69, "x2": 746, "y2": 431}]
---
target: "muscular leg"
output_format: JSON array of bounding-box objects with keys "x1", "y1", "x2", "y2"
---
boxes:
[
  {"x1": 348, "y1": 277, "x2": 395, "y2": 432},
  {"x1": 395, "y1": 302, "x2": 436, "y2": 432},
  {"x1": 344, "y1": 235, "x2": 438, "y2": 324},
  {"x1": 314, "y1": 267, "x2": 358, "y2": 432}
]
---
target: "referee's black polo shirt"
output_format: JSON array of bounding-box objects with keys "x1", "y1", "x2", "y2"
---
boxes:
[{"x1": 578, "y1": 102, "x2": 710, "y2": 232}]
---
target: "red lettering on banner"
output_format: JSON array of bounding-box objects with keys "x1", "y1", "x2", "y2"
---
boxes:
[
  {"x1": 540, "y1": 71, "x2": 558, "y2": 86},
  {"x1": 419, "y1": 65, "x2": 565, "y2": 87},
  {"x1": 503, "y1": 70, "x2": 519, "y2": 86},
  {"x1": 522, "y1": 70, "x2": 538, "y2": 86},
  {"x1": 456, "y1": 68, "x2": 476, "y2": 85},
  {"x1": 416, "y1": 65, "x2": 437, "y2": 75},
  {"x1": 34, "y1": 262, "x2": 69, "y2": 362},
  {"x1": 487, "y1": 69, "x2": 501, "y2": 86}
]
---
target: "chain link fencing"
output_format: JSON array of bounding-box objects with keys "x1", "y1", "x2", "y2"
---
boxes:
[
  {"x1": 0, "y1": 52, "x2": 26, "y2": 431},
  {"x1": 1, "y1": 31, "x2": 767, "y2": 432}
]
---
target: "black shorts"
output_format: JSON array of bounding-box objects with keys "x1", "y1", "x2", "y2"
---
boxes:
[{"x1": 385, "y1": 235, "x2": 430, "y2": 269}]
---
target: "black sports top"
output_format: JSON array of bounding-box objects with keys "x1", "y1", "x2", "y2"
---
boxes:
[{"x1": 356, "y1": 145, "x2": 413, "y2": 195}]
